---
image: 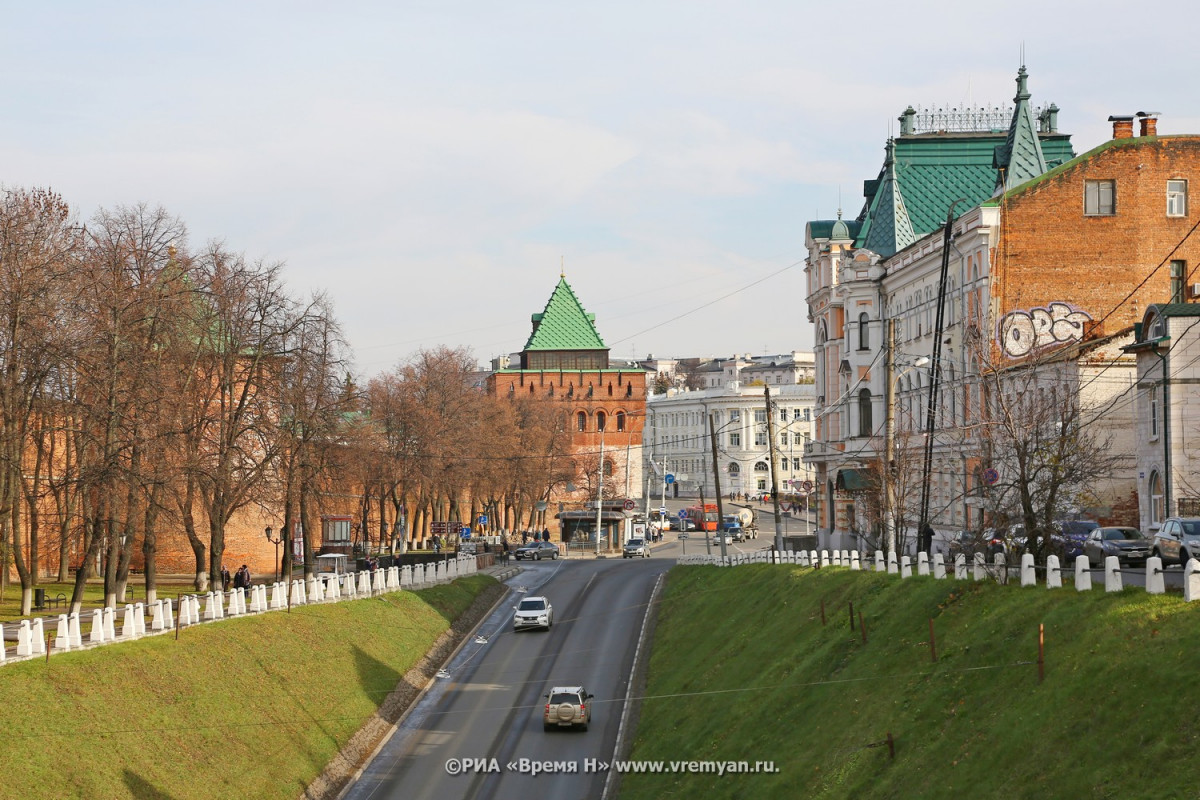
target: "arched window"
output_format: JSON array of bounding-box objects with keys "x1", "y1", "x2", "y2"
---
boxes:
[
  {"x1": 616, "y1": 411, "x2": 626, "y2": 431},
  {"x1": 754, "y1": 461, "x2": 769, "y2": 472},
  {"x1": 1150, "y1": 471, "x2": 1164, "y2": 526},
  {"x1": 577, "y1": 411, "x2": 587, "y2": 432},
  {"x1": 858, "y1": 312, "x2": 870, "y2": 350},
  {"x1": 858, "y1": 388, "x2": 873, "y2": 437},
  {"x1": 728, "y1": 462, "x2": 741, "y2": 474},
  {"x1": 596, "y1": 411, "x2": 607, "y2": 431}
]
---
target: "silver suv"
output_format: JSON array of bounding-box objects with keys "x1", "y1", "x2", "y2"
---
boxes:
[
  {"x1": 623, "y1": 538, "x2": 649, "y2": 558},
  {"x1": 543, "y1": 685, "x2": 593, "y2": 731},
  {"x1": 513, "y1": 596, "x2": 553, "y2": 631},
  {"x1": 1150, "y1": 518, "x2": 1200, "y2": 565}
]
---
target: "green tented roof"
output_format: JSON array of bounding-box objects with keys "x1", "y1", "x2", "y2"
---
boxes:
[
  {"x1": 522, "y1": 276, "x2": 608, "y2": 351},
  {"x1": 808, "y1": 219, "x2": 863, "y2": 240}
]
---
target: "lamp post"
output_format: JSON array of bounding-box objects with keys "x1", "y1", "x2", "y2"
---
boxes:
[{"x1": 264, "y1": 525, "x2": 282, "y2": 581}]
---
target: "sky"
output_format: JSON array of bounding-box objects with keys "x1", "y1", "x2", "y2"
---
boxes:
[{"x1": 3, "y1": 1, "x2": 1197, "y2": 378}]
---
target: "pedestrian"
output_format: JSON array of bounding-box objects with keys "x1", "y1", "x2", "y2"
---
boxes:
[
  {"x1": 433, "y1": 536, "x2": 442, "y2": 554},
  {"x1": 220, "y1": 564, "x2": 231, "y2": 589},
  {"x1": 542, "y1": 527, "x2": 550, "y2": 542},
  {"x1": 501, "y1": 536, "x2": 510, "y2": 564},
  {"x1": 920, "y1": 522, "x2": 934, "y2": 554},
  {"x1": 235, "y1": 564, "x2": 251, "y2": 590}
]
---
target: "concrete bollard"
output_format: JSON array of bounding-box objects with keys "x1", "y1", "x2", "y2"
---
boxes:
[
  {"x1": 954, "y1": 553, "x2": 967, "y2": 580},
  {"x1": 343, "y1": 574, "x2": 356, "y2": 597},
  {"x1": 103, "y1": 607, "x2": 116, "y2": 640},
  {"x1": 55, "y1": 614, "x2": 71, "y2": 651},
  {"x1": 121, "y1": 605, "x2": 136, "y2": 639},
  {"x1": 204, "y1": 592, "x2": 218, "y2": 621},
  {"x1": 973, "y1": 553, "x2": 986, "y2": 581},
  {"x1": 134, "y1": 603, "x2": 146, "y2": 636},
  {"x1": 933, "y1": 553, "x2": 946, "y2": 580},
  {"x1": 1146, "y1": 557, "x2": 1166, "y2": 595},
  {"x1": 31, "y1": 618, "x2": 46, "y2": 654},
  {"x1": 809, "y1": 551, "x2": 819, "y2": 568},
  {"x1": 1046, "y1": 556, "x2": 1062, "y2": 589},
  {"x1": 373, "y1": 569, "x2": 385, "y2": 593},
  {"x1": 850, "y1": 551, "x2": 861, "y2": 571},
  {"x1": 69, "y1": 612, "x2": 83, "y2": 647},
  {"x1": 89, "y1": 609, "x2": 105, "y2": 643},
  {"x1": 401, "y1": 566, "x2": 412, "y2": 588},
  {"x1": 900, "y1": 556, "x2": 912, "y2": 578},
  {"x1": 151, "y1": 601, "x2": 165, "y2": 631},
  {"x1": 875, "y1": 550, "x2": 885, "y2": 572},
  {"x1": 17, "y1": 620, "x2": 33, "y2": 656},
  {"x1": 270, "y1": 582, "x2": 283, "y2": 609},
  {"x1": 917, "y1": 552, "x2": 930, "y2": 576},
  {"x1": 306, "y1": 576, "x2": 318, "y2": 602},
  {"x1": 358, "y1": 571, "x2": 371, "y2": 595},
  {"x1": 1184, "y1": 560, "x2": 1200, "y2": 602},
  {"x1": 887, "y1": 552, "x2": 899, "y2": 575},
  {"x1": 1021, "y1": 553, "x2": 1036, "y2": 586},
  {"x1": 1074, "y1": 555, "x2": 1091, "y2": 591},
  {"x1": 1105, "y1": 556, "x2": 1123, "y2": 592}
]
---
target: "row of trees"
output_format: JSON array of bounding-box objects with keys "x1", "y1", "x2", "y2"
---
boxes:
[{"x1": 0, "y1": 188, "x2": 579, "y2": 615}]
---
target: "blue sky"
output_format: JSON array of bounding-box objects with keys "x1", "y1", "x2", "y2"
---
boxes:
[{"x1": 3, "y1": 2, "x2": 1195, "y2": 376}]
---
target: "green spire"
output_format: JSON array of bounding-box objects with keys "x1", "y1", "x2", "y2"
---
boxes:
[
  {"x1": 995, "y1": 65, "x2": 1048, "y2": 192},
  {"x1": 861, "y1": 138, "x2": 916, "y2": 257},
  {"x1": 523, "y1": 276, "x2": 607, "y2": 351}
]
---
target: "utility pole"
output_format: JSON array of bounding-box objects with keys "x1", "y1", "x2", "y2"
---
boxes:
[
  {"x1": 884, "y1": 318, "x2": 897, "y2": 556},
  {"x1": 699, "y1": 458, "x2": 712, "y2": 556},
  {"x1": 595, "y1": 430, "x2": 604, "y2": 555},
  {"x1": 765, "y1": 386, "x2": 785, "y2": 553},
  {"x1": 709, "y1": 413, "x2": 727, "y2": 558}
]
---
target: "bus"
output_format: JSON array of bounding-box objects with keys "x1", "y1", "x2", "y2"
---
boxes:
[{"x1": 684, "y1": 504, "x2": 719, "y2": 532}]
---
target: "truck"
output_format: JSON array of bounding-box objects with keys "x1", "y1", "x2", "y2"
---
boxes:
[{"x1": 727, "y1": 505, "x2": 758, "y2": 538}]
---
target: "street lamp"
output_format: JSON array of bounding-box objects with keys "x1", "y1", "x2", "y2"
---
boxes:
[{"x1": 264, "y1": 525, "x2": 282, "y2": 581}]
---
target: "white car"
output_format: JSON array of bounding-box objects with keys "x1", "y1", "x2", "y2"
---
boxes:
[
  {"x1": 623, "y1": 538, "x2": 650, "y2": 558},
  {"x1": 513, "y1": 596, "x2": 553, "y2": 631}
]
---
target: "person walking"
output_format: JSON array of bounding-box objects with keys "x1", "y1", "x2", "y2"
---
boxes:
[
  {"x1": 235, "y1": 564, "x2": 251, "y2": 590},
  {"x1": 220, "y1": 564, "x2": 231, "y2": 590}
]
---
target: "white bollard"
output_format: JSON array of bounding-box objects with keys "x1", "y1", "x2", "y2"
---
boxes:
[
  {"x1": 798, "y1": 550, "x2": 809, "y2": 567},
  {"x1": 875, "y1": 551, "x2": 885, "y2": 572},
  {"x1": 900, "y1": 556, "x2": 912, "y2": 579},
  {"x1": 151, "y1": 601, "x2": 165, "y2": 631},
  {"x1": 810, "y1": 551, "x2": 819, "y2": 568},
  {"x1": 887, "y1": 552, "x2": 899, "y2": 575},
  {"x1": 1105, "y1": 556, "x2": 1123, "y2": 592},
  {"x1": 89, "y1": 609, "x2": 105, "y2": 643},
  {"x1": 103, "y1": 607, "x2": 116, "y2": 639},
  {"x1": 1021, "y1": 554, "x2": 1036, "y2": 587},
  {"x1": 973, "y1": 553, "x2": 986, "y2": 581},
  {"x1": 955, "y1": 553, "x2": 967, "y2": 580},
  {"x1": 55, "y1": 614, "x2": 71, "y2": 651},
  {"x1": 1184, "y1": 560, "x2": 1200, "y2": 602},
  {"x1": 1074, "y1": 555, "x2": 1091, "y2": 591},
  {"x1": 400, "y1": 566, "x2": 412, "y2": 588},
  {"x1": 1142, "y1": 556, "x2": 1161, "y2": 594},
  {"x1": 270, "y1": 582, "x2": 283, "y2": 609},
  {"x1": 306, "y1": 576, "x2": 318, "y2": 602},
  {"x1": 373, "y1": 569, "x2": 385, "y2": 593},
  {"x1": 69, "y1": 612, "x2": 83, "y2": 647},
  {"x1": 850, "y1": 552, "x2": 861, "y2": 571},
  {"x1": 31, "y1": 618, "x2": 46, "y2": 654},
  {"x1": 358, "y1": 571, "x2": 371, "y2": 595},
  {"x1": 933, "y1": 553, "x2": 946, "y2": 580},
  {"x1": 17, "y1": 620, "x2": 33, "y2": 656},
  {"x1": 133, "y1": 603, "x2": 146, "y2": 636},
  {"x1": 121, "y1": 605, "x2": 136, "y2": 639},
  {"x1": 1046, "y1": 556, "x2": 1063, "y2": 589},
  {"x1": 204, "y1": 592, "x2": 218, "y2": 620},
  {"x1": 917, "y1": 552, "x2": 930, "y2": 576}
]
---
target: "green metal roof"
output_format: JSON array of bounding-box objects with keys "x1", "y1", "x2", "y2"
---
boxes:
[
  {"x1": 808, "y1": 218, "x2": 863, "y2": 240},
  {"x1": 522, "y1": 276, "x2": 608, "y2": 351},
  {"x1": 995, "y1": 67, "x2": 1049, "y2": 192}
]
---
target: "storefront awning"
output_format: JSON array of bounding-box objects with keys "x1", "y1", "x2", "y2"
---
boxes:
[{"x1": 836, "y1": 469, "x2": 870, "y2": 492}]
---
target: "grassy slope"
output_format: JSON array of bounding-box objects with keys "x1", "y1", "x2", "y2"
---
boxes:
[
  {"x1": 624, "y1": 565, "x2": 1200, "y2": 800},
  {"x1": 0, "y1": 575, "x2": 494, "y2": 800}
]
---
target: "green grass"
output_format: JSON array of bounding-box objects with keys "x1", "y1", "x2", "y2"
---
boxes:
[
  {"x1": 0, "y1": 575, "x2": 495, "y2": 800},
  {"x1": 623, "y1": 565, "x2": 1200, "y2": 800}
]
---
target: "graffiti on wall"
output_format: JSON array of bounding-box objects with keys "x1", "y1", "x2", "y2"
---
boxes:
[{"x1": 997, "y1": 302, "x2": 1092, "y2": 358}]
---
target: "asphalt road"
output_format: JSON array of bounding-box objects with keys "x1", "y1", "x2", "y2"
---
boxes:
[{"x1": 344, "y1": 555, "x2": 667, "y2": 800}]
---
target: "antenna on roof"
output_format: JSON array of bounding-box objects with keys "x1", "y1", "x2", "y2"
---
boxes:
[{"x1": 560, "y1": 255, "x2": 565, "y2": 278}]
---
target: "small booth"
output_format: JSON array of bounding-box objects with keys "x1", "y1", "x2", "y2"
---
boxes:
[{"x1": 557, "y1": 501, "x2": 637, "y2": 553}]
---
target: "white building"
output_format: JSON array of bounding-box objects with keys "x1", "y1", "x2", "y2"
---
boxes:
[{"x1": 645, "y1": 382, "x2": 816, "y2": 499}]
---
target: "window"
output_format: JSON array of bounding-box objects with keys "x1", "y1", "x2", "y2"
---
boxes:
[
  {"x1": 792, "y1": 457, "x2": 802, "y2": 470},
  {"x1": 616, "y1": 411, "x2": 626, "y2": 432},
  {"x1": 1168, "y1": 179, "x2": 1188, "y2": 217},
  {"x1": 730, "y1": 409, "x2": 740, "y2": 421},
  {"x1": 1150, "y1": 385, "x2": 1159, "y2": 438},
  {"x1": 1085, "y1": 179, "x2": 1116, "y2": 216},
  {"x1": 858, "y1": 388, "x2": 873, "y2": 437},
  {"x1": 780, "y1": 408, "x2": 788, "y2": 421},
  {"x1": 577, "y1": 411, "x2": 587, "y2": 432},
  {"x1": 729, "y1": 432, "x2": 741, "y2": 447},
  {"x1": 728, "y1": 462, "x2": 740, "y2": 474},
  {"x1": 596, "y1": 411, "x2": 606, "y2": 431},
  {"x1": 1150, "y1": 471, "x2": 1164, "y2": 526},
  {"x1": 754, "y1": 410, "x2": 767, "y2": 423},
  {"x1": 754, "y1": 461, "x2": 769, "y2": 472},
  {"x1": 858, "y1": 312, "x2": 870, "y2": 350},
  {"x1": 754, "y1": 430, "x2": 767, "y2": 446},
  {"x1": 780, "y1": 433, "x2": 788, "y2": 447}
]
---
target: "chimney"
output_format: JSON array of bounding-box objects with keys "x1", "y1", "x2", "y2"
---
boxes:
[
  {"x1": 1108, "y1": 115, "x2": 1135, "y2": 140},
  {"x1": 1137, "y1": 111, "x2": 1160, "y2": 137}
]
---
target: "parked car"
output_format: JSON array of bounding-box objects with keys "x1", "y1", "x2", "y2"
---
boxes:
[
  {"x1": 622, "y1": 538, "x2": 650, "y2": 558},
  {"x1": 720, "y1": 516, "x2": 744, "y2": 541},
  {"x1": 514, "y1": 541, "x2": 560, "y2": 561},
  {"x1": 1150, "y1": 517, "x2": 1200, "y2": 565},
  {"x1": 1085, "y1": 527, "x2": 1150, "y2": 567},
  {"x1": 1055, "y1": 520, "x2": 1101, "y2": 559},
  {"x1": 543, "y1": 685, "x2": 593, "y2": 731},
  {"x1": 513, "y1": 596, "x2": 554, "y2": 631}
]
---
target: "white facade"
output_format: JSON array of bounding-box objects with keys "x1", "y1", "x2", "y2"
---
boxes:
[{"x1": 645, "y1": 382, "x2": 816, "y2": 499}]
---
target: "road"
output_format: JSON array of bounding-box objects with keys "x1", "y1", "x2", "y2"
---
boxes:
[{"x1": 344, "y1": 555, "x2": 667, "y2": 800}]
